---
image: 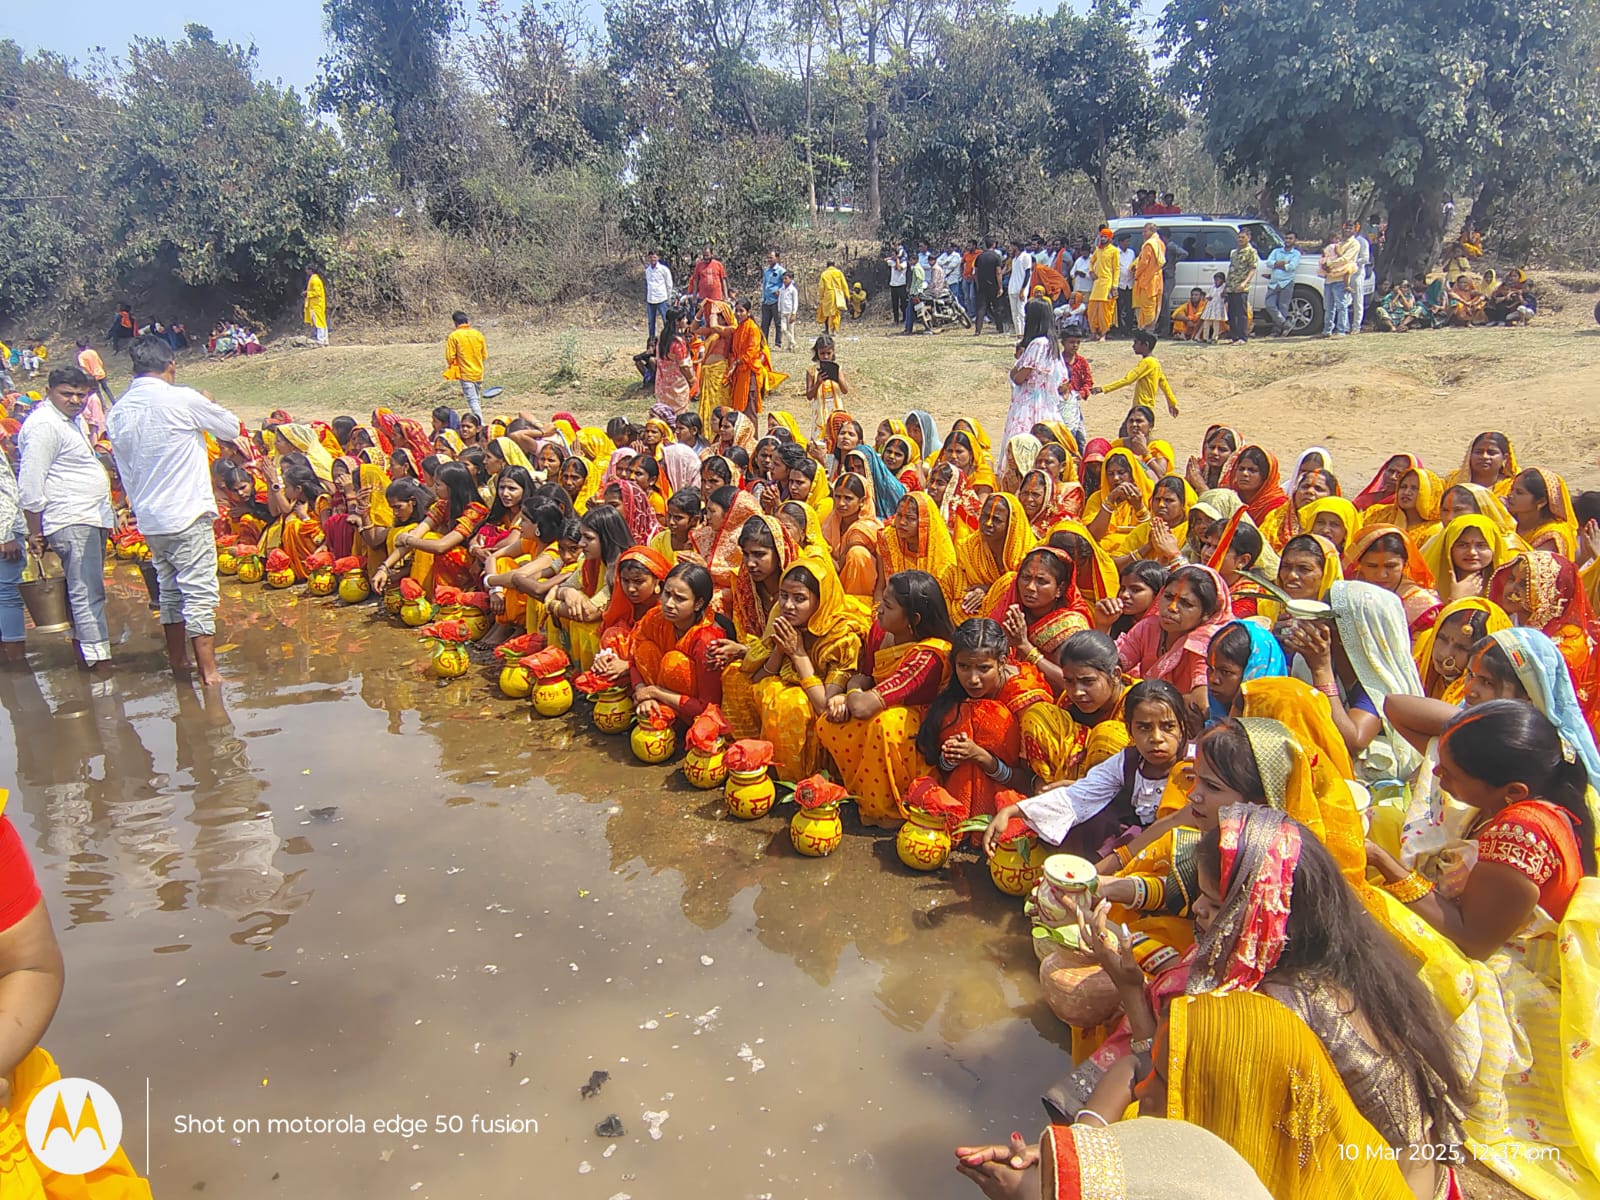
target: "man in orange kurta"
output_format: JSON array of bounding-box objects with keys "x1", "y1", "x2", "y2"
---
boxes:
[
  {"x1": 727, "y1": 301, "x2": 787, "y2": 415},
  {"x1": 1133, "y1": 223, "x2": 1166, "y2": 332}
]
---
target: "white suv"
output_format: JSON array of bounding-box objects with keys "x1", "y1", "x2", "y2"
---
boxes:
[{"x1": 1106, "y1": 215, "x2": 1326, "y2": 335}]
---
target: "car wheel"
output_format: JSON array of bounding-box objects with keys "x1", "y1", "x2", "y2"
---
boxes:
[{"x1": 1289, "y1": 286, "x2": 1324, "y2": 336}]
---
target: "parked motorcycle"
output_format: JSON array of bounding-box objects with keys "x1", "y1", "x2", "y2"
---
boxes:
[{"x1": 911, "y1": 290, "x2": 972, "y2": 333}]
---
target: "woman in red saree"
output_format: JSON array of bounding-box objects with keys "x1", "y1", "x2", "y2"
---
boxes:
[
  {"x1": 584, "y1": 546, "x2": 671, "y2": 690},
  {"x1": 1219, "y1": 444, "x2": 1289, "y2": 547},
  {"x1": 372, "y1": 407, "x2": 433, "y2": 466},
  {"x1": 1490, "y1": 549, "x2": 1600, "y2": 733},
  {"x1": 692, "y1": 485, "x2": 763, "y2": 610},
  {"x1": 727, "y1": 300, "x2": 787, "y2": 414},
  {"x1": 913, "y1": 617, "x2": 1051, "y2": 821}
]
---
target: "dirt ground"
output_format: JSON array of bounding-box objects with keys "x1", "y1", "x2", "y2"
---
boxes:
[{"x1": 172, "y1": 271, "x2": 1600, "y2": 495}]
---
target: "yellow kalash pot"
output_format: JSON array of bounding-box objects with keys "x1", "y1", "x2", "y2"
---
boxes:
[
  {"x1": 721, "y1": 737, "x2": 774, "y2": 816},
  {"x1": 304, "y1": 550, "x2": 336, "y2": 597},
  {"x1": 895, "y1": 777, "x2": 970, "y2": 872},
  {"x1": 418, "y1": 619, "x2": 472, "y2": 679},
  {"x1": 493, "y1": 632, "x2": 541, "y2": 699},
  {"x1": 683, "y1": 709, "x2": 734, "y2": 790},
  {"x1": 789, "y1": 774, "x2": 848, "y2": 857},
  {"x1": 333, "y1": 556, "x2": 370, "y2": 603},
  {"x1": 263, "y1": 549, "x2": 296, "y2": 589},
  {"x1": 524, "y1": 647, "x2": 573, "y2": 717}
]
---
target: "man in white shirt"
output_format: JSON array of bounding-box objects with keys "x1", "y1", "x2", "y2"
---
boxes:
[
  {"x1": 19, "y1": 365, "x2": 116, "y2": 669},
  {"x1": 1070, "y1": 243, "x2": 1093, "y2": 298},
  {"x1": 776, "y1": 272, "x2": 799, "y2": 351},
  {"x1": 1116, "y1": 234, "x2": 1136, "y2": 332},
  {"x1": 644, "y1": 251, "x2": 673, "y2": 344},
  {"x1": 886, "y1": 245, "x2": 909, "y2": 326},
  {"x1": 107, "y1": 335, "x2": 243, "y2": 686},
  {"x1": 1007, "y1": 239, "x2": 1033, "y2": 335},
  {"x1": 937, "y1": 245, "x2": 962, "y2": 297},
  {"x1": 1351, "y1": 223, "x2": 1373, "y2": 333}
]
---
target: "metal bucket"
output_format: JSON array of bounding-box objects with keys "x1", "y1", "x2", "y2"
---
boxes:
[{"x1": 19, "y1": 554, "x2": 71, "y2": 633}]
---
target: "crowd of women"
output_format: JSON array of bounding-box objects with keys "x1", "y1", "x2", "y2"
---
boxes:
[{"x1": 86, "y1": 349, "x2": 1594, "y2": 1200}]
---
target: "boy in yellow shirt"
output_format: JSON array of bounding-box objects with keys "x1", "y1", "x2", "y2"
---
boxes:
[
  {"x1": 1090, "y1": 331, "x2": 1179, "y2": 417},
  {"x1": 443, "y1": 311, "x2": 488, "y2": 419}
]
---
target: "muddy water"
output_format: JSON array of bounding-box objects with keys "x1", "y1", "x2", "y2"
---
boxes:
[{"x1": 2, "y1": 569, "x2": 1072, "y2": 1198}]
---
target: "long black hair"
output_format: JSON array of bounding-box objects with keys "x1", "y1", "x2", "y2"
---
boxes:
[
  {"x1": 1194, "y1": 717, "x2": 1268, "y2": 803},
  {"x1": 522, "y1": 492, "x2": 570, "y2": 543},
  {"x1": 1198, "y1": 816, "x2": 1472, "y2": 1144},
  {"x1": 432, "y1": 461, "x2": 480, "y2": 524},
  {"x1": 1441, "y1": 699, "x2": 1597, "y2": 873},
  {"x1": 917, "y1": 618, "x2": 1010, "y2": 766},
  {"x1": 1017, "y1": 296, "x2": 1057, "y2": 356},
  {"x1": 486, "y1": 465, "x2": 537, "y2": 525},
  {"x1": 384, "y1": 477, "x2": 433, "y2": 524},
  {"x1": 579, "y1": 503, "x2": 633, "y2": 564},
  {"x1": 885, "y1": 570, "x2": 956, "y2": 644}
]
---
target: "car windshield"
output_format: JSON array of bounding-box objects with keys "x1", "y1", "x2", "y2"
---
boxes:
[{"x1": 1242, "y1": 222, "x2": 1284, "y2": 253}]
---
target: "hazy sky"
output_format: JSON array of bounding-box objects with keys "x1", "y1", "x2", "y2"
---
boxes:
[{"x1": 10, "y1": 0, "x2": 1094, "y2": 94}]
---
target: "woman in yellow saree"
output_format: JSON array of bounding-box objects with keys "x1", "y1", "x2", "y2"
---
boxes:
[
  {"x1": 712, "y1": 514, "x2": 799, "y2": 738},
  {"x1": 878, "y1": 491, "x2": 961, "y2": 609},
  {"x1": 1081, "y1": 447, "x2": 1154, "y2": 554},
  {"x1": 546, "y1": 504, "x2": 633, "y2": 670},
  {"x1": 1422, "y1": 513, "x2": 1515, "y2": 603},
  {"x1": 259, "y1": 463, "x2": 326, "y2": 580},
  {"x1": 1361, "y1": 464, "x2": 1446, "y2": 548},
  {"x1": 1443, "y1": 431, "x2": 1518, "y2": 497},
  {"x1": 1042, "y1": 518, "x2": 1119, "y2": 603},
  {"x1": 1507, "y1": 467, "x2": 1579, "y2": 558},
  {"x1": 0, "y1": 792, "x2": 154, "y2": 1199},
  {"x1": 1298, "y1": 494, "x2": 1362, "y2": 555},
  {"x1": 748, "y1": 553, "x2": 868, "y2": 781},
  {"x1": 1411, "y1": 597, "x2": 1511, "y2": 702},
  {"x1": 955, "y1": 493, "x2": 1035, "y2": 616},
  {"x1": 1020, "y1": 628, "x2": 1131, "y2": 785},
  {"x1": 816, "y1": 569, "x2": 956, "y2": 827},
  {"x1": 275, "y1": 422, "x2": 336, "y2": 484},
  {"x1": 484, "y1": 435, "x2": 533, "y2": 474}
]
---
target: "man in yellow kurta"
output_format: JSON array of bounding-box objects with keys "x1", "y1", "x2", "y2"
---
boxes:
[
  {"x1": 303, "y1": 268, "x2": 327, "y2": 346},
  {"x1": 443, "y1": 310, "x2": 487, "y2": 419},
  {"x1": 817, "y1": 262, "x2": 849, "y2": 333},
  {"x1": 1133, "y1": 223, "x2": 1166, "y2": 332},
  {"x1": 1087, "y1": 228, "x2": 1121, "y2": 340}
]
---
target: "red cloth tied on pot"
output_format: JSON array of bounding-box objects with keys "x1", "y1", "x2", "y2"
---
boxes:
[
  {"x1": 724, "y1": 739, "x2": 773, "y2": 773},
  {"x1": 399, "y1": 577, "x2": 425, "y2": 601},
  {"x1": 332, "y1": 555, "x2": 363, "y2": 575},
  {"x1": 495, "y1": 631, "x2": 541, "y2": 661},
  {"x1": 305, "y1": 548, "x2": 334, "y2": 572},
  {"x1": 455, "y1": 590, "x2": 490, "y2": 611},
  {"x1": 418, "y1": 619, "x2": 471, "y2": 643},
  {"x1": 264, "y1": 548, "x2": 292, "y2": 572},
  {"x1": 521, "y1": 646, "x2": 571, "y2": 678},
  {"x1": 793, "y1": 774, "x2": 848, "y2": 811},
  {"x1": 686, "y1": 707, "x2": 732, "y2": 754},
  {"x1": 905, "y1": 776, "x2": 970, "y2": 834},
  {"x1": 434, "y1": 584, "x2": 463, "y2": 607}
]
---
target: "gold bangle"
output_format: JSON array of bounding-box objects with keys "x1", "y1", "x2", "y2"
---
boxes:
[
  {"x1": 797, "y1": 674, "x2": 823, "y2": 690},
  {"x1": 1382, "y1": 870, "x2": 1434, "y2": 904}
]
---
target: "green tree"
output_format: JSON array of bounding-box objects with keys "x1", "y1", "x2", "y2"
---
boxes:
[
  {"x1": 1030, "y1": 0, "x2": 1174, "y2": 219},
  {"x1": 318, "y1": 0, "x2": 463, "y2": 188},
  {"x1": 106, "y1": 26, "x2": 349, "y2": 305},
  {"x1": 895, "y1": 16, "x2": 1043, "y2": 234},
  {"x1": 0, "y1": 42, "x2": 113, "y2": 318},
  {"x1": 1158, "y1": 0, "x2": 1600, "y2": 276}
]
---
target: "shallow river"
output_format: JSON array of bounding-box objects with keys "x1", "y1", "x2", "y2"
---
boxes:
[{"x1": 3, "y1": 569, "x2": 1070, "y2": 1198}]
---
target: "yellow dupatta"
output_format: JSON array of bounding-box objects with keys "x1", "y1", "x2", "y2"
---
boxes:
[
  {"x1": 955, "y1": 492, "x2": 1036, "y2": 594},
  {"x1": 1443, "y1": 433, "x2": 1519, "y2": 497},
  {"x1": 879, "y1": 491, "x2": 961, "y2": 607},
  {"x1": 1421, "y1": 514, "x2": 1515, "y2": 603},
  {"x1": 1412, "y1": 597, "x2": 1511, "y2": 701},
  {"x1": 1165, "y1": 991, "x2": 1416, "y2": 1200},
  {"x1": 1297, "y1": 496, "x2": 1361, "y2": 551},
  {"x1": 1044, "y1": 517, "x2": 1118, "y2": 602},
  {"x1": 1123, "y1": 474, "x2": 1196, "y2": 559},
  {"x1": 491, "y1": 435, "x2": 533, "y2": 471},
  {"x1": 1362, "y1": 466, "x2": 1445, "y2": 544},
  {"x1": 1081, "y1": 446, "x2": 1155, "y2": 552},
  {"x1": 277, "y1": 423, "x2": 336, "y2": 482}
]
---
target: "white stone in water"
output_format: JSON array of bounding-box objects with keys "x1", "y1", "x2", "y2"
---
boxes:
[
  {"x1": 578, "y1": 1161, "x2": 593, "y2": 1174},
  {"x1": 394, "y1": 894, "x2": 407, "y2": 905},
  {"x1": 699, "y1": 954, "x2": 714, "y2": 966},
  {"x1": 641, "y1": 1110, "x2": 669, "y2": 1140}
]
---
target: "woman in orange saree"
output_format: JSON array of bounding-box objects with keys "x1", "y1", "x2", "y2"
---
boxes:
[
  {"x1": 727, "y1": 300, "x2": 787, "y2": 414},
  {"x1": 1490, "y1": 549, "x2": 1600, "y2": 733},
  {"x1": 260, "y1": 464, "x2": 326, "y2": 580},
  {"x1": 986, "y1": 546, "x2": 1093, "y2": 689},
  {"x1": 371, "y1": 462, "x2": 487, "y2": 598},
  {"x1": 629, "y1": 562, "x2": 726, "y2": 729},
  {"x1": 691, "y1": 485, "x2": 763, "y2": 610},
  {"x1": 816, "y1": 569, "x2": 956, "y2": 827},
  {"x1": 585, "y1": 546, "x2": 671, "y2": 689},
  {"x1": 1506, "y1": 467, "x2": 1578, "y2": 558},
  {"x1": 820, "y1": 472, "x2": 882, "y2": 598}
]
